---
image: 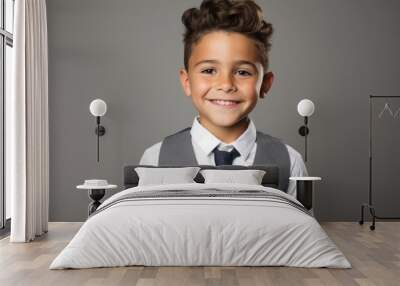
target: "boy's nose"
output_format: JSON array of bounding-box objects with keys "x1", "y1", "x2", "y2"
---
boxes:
[{"x1": 217, "y1": 74, "x2": 237, "y2": 93}]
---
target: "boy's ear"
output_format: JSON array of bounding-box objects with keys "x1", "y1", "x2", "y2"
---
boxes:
[
  {"x1": 179, "y1": 68, "x2": 191, "y2": 97},
  {"x1": 259, "y1": 71, "x2": 274, "y2": 99}
]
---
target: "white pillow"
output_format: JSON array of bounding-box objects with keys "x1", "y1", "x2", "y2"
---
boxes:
[
  {"x1": 200, "y1": 169, "x2": 266, "y2": 185},
  {"x1": 135, "y1": 167, "x2": 201, "y2": 186}
]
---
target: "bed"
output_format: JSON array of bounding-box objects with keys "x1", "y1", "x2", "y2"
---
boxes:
[{"x1": 49, "y1": 165, "x2": 351, "y2": 269}]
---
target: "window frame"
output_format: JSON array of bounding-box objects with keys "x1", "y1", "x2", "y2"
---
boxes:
[{"x1": 0, "y1": 0, "x2": 14, "y2": 231}]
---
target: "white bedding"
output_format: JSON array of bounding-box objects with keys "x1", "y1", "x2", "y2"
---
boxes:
[{"x1": 50, "y1": 183, "x2": 351, "y2": 269}]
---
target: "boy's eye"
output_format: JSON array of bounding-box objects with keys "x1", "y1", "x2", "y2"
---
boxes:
[
  {"x1": 201, "y1": 68, "x2": 215, "y2": 74},
  {"x1": 237, "y1": 70, "x2": 252, "y2": 76}
]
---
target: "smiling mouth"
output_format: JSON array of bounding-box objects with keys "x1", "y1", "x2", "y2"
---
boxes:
[{"x1": 207, "y1": 99, "x2": 241, "y2": 107}]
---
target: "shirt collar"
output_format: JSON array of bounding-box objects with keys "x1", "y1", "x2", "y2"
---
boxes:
[{"x1": 190, "y1": 116, "x2": 257, "y2": 161}]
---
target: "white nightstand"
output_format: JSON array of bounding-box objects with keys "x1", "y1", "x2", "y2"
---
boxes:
[
  {"x1": 77, "y1": 180, "x2": 117, "y2": 216},
  {"x1": 289, "y1": 176, "x2": 321, "y2": 210}
]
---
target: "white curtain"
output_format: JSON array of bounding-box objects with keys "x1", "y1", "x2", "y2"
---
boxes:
[{"x1": 7, "y1": 0, "x2": 49, "y2": 242}]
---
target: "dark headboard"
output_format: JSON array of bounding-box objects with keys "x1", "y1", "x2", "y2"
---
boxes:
[{"x1": 123, "y1": 165, "x2": 279, "y2": 189}]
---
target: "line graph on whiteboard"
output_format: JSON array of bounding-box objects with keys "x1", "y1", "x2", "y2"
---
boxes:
[{"x1": 378, "y1": 103, "x2": 400, "y2": 119}]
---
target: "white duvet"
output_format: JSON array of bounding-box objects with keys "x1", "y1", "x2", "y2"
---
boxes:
[{"x1": 50, "y1": 183, "x2": 351, "y2": 269}]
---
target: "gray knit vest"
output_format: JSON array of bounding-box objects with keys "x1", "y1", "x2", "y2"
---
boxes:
[{"x1": 158, "y1": 127, "x2": 290, "y2": 192}]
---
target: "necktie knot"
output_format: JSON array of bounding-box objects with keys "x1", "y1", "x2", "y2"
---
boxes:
[{"x1": 213, "y1": 147, "x2": 240, "y2": 166}]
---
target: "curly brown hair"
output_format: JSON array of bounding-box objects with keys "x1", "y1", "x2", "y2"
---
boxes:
[{"x1": 181, "y1": 0, "x2": 274, "y2": 72}]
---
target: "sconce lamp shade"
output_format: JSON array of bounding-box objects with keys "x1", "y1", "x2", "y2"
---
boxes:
[
  {"x1": 297, "y1": 99, "x2": 315, "y2": 117},
  {"x1": 90, "y1": 99, "x2": 107, "y2": 117}
]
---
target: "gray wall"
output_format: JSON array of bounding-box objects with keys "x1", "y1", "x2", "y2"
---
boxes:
[{"x1": 47, "y1": 0, "x2": 400, "y2": 222}]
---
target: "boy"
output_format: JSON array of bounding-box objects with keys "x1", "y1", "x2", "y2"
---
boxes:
[{"x1": 140, "y1": 0, "x2": 308, "y2": 197}]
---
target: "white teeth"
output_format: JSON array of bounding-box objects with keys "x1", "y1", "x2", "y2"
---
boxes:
[{"x1": 211, "y1": 100, "x2": 238, "y2": 106}]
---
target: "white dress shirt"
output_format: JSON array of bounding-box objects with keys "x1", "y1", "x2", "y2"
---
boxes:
[{"x1": 139, "y1": 116, "x2": 308, "y2": 197}]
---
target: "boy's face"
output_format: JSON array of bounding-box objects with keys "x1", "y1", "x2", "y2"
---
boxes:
[{"x1": 179, "y1": 31, "x2": 274, "y2": 129}]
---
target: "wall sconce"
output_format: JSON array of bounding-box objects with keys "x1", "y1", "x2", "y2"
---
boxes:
[
  {"x1": 89, "y1": 99, "x2": 107, "y2": 162},
  {"x1": 297, "y1": 99, "x2": 315, "y2": 162}
]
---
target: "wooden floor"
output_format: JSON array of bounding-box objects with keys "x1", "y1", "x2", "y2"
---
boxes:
[{"x1": 0, "y1": 222, "x2": 399, "y2": 286}]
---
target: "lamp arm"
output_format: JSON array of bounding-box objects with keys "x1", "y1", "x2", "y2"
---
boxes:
[
  {"x1": 304, "y1": 116, "x2": 308, "y2": 162},
  {"x1": 97, "y1": 117, "x2": 100, "y2": 162}
]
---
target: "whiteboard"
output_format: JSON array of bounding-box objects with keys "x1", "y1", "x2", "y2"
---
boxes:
[{"x1": 371, "y1": 97, "x2": 400, "y2": 217}]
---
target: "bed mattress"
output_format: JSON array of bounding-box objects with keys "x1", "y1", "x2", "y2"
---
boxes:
[{"x1": 50, "y1": 183, "x2": 351, "y2": 269}]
